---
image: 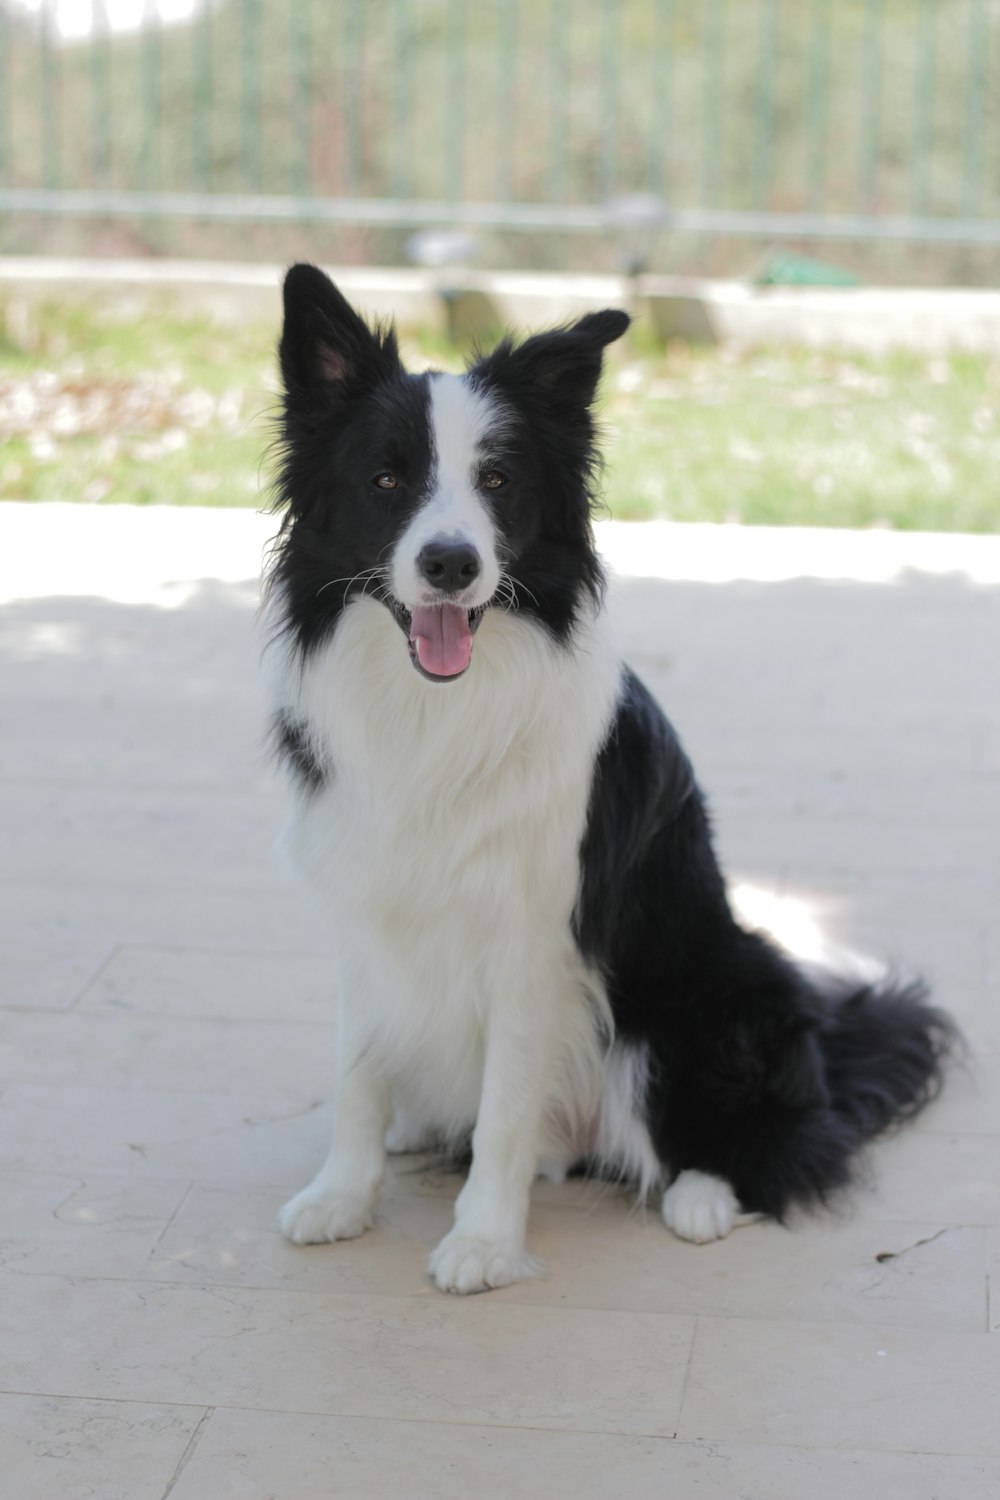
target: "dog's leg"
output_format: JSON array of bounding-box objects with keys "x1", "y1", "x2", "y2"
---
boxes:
[
  {"x1": 280, "y1": 1046, "x2": 389, "y2": 1245},
  {"x1": 428, "y1": 995, "x2": 554, "y2": 1294}
]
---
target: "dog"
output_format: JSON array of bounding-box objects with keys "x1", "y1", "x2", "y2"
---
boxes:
[{"x1": 266, "y1": 264, "x2": 952, "y2": 1294}]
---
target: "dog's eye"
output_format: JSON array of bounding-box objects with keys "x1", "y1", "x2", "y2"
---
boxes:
[
  {"x1": 372, "y1": 472, "x2": 399, "y2": 490},
  {"x1": 481, "y1": 469, "x2": 506, "y2": 490}
]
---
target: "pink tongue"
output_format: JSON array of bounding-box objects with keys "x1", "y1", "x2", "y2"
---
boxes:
[{"x1": 409, "y1": 604, "x2": 473, "y2": 677}]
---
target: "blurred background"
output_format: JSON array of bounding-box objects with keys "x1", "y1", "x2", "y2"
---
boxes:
[
  {"x1": 5, "y1": 11, "x2": 1000, "y2": 1490},
  {"x1": 1, "y1": 0, "x2": 999, "y2": 529},
  {"x1": 3, "y1": 0, "x2": 1000, "y2": 280}
]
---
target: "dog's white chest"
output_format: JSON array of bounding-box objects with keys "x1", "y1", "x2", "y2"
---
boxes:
[{"x1": 279, "y1": 600, "x2": 621, "y2": 1065}]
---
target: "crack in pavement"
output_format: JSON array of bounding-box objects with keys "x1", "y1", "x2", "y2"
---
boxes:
[{"x1": 874, "y1": 1227, "x2": 949, "y2": 1264}]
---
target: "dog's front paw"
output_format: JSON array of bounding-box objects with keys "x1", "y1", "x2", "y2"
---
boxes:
[
  {"x1": 428, "y1": 1228, "x2": 539, "y2": 1295},
  {"x1": 279, "y1": 1183, "x2": 375, "y2": 1245},
  {"x1": 662, "y1": 1169, "x2": 739, "y2": 1243}
]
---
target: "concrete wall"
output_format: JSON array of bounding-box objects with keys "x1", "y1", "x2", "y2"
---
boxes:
[{"x1": 4, "y1": 257, "x2": 1000, "y2": 351}]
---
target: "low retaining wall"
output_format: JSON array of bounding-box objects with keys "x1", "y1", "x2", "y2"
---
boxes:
[{"x1": 3, "y1": 257, "x2": 1000, "y2": 351}]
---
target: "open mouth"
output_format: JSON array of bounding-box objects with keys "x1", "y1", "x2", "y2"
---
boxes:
[{"x1": 391, "y1": 601, "x2": 486, "y2": 682}]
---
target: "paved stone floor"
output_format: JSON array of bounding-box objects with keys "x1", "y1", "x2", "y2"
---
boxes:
[{"x1": 2, "y1": 503, "x2": 999, "y2": 1499}]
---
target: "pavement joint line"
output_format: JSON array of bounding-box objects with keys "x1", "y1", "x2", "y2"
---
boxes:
[
  {"x1": 65, "y1": 943, "x2": 123, "y2": 1013},
  {"x1": 159, "y1": 1406, "x2": 215, "y2": 1500}
]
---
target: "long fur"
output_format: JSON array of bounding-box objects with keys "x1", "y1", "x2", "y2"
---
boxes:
[{"x1": 266, "y1": 265, "x2": 955, "y2": 1292}]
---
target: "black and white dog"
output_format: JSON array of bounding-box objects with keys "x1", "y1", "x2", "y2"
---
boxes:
[{"x1": 267, "y1": 264, "x2": 951, "y2": 1294}]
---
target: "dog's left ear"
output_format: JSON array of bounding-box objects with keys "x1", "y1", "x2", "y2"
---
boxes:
[{"x1": 472, "y1": 309, "x2": 630, "y2": 411}]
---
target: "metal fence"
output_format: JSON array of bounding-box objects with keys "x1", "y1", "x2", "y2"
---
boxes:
[{"x1": 1, "y1": 0, "x2": 999, "y2": 252}]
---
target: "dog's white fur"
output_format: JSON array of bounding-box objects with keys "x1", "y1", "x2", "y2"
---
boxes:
[
  {"x1": 389, "y1": 375, "x2": 503, "y2": 610},
  {"x1": 277, "y1": 593, "x2": 620, "y2": 1291}
]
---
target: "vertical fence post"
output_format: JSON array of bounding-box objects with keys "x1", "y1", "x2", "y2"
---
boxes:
[
  {"x1": 650, "y1": 0, "x2": 672, "y2": 201},
  {"x1": 192, "y1": 0, "x2": 212, "y2": 192},
  {"x1": 858, "y1": 0, "x2": 882, "y2": 210},
  {"x1": 241, "y1": 0, "x2": 262, "y2": 193},
  {"x1": 392, "y1": 0, "x2": 413, "y2": 197},
  {"x1": 548, "y1": 0, "x2": 568, "y2": 202},
  {"x1": 496, "y1": 0, "x2": 518, "y2": 200},
  {"x1": 343, "y1": 0, "x2": 363, "y2": 196},
  {"x1": 805, "y1": 0, "x2": 829, "y2": 211},
  {"x1": 41, "y1": 0, "x2": 59, "y2": 190},
  {"x1": 141, "y1": 0, "x2": 160, "y2": 192},
  {"x1": 962, "y1": 0, "x2": 987, "y2": 217},
  {"x1": 90, "y1": 1, "x2": 112, "y2": 189},
  {"x1": 290, "y1": 0, "x2": 311, "y2": 197},
  {"x1": 910, "y1": 0, "x2": 934, "y2": 217},
  {"x1": 599, "y1": 0, "x2": 621, "y2": 199},
  {"x1": 753, "y1": 0, "x2": 777, "y2": 210},
  {"x1": 702, "y1": 0, "x2": 724, "y2": 213},
  {"x1": 0, "y1": 2, "x2": 9, "y2": 184},
  {"x1": 445, "y1": 0, "x2": 466, "y2": 200}
]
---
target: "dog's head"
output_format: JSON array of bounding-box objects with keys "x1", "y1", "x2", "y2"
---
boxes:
[{"x1": 272, "y1": 264, "x2": 629, "y2": 680}]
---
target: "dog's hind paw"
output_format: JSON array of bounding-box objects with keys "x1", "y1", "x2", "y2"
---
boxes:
[
  {"x1": 662, "y1": 1169, "x2": 741, "y2": 1243},
  {"x1": 428, "y1": 1229, "x2": 539, "y2": 1295}
]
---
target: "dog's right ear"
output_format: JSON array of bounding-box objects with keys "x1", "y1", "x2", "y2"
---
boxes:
[{"x1": 279, "y1": 264, "x2": 401, "y2": 399}]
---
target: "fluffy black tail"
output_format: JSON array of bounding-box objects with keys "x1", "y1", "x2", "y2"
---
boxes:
[
  {"x1": 652, "y1": 949, "x2": 959, "y2": 1223},
  {"x1": 818, "y1": 973, "x2": 956, "y2": 1142},
  {"x1": 722, "y1": 967, "x2": 959, "y2": 1221}
]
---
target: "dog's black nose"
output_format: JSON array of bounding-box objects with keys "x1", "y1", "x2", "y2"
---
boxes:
[{"x1": 417, "y1": 538, "x2": 482, "y2": 594}]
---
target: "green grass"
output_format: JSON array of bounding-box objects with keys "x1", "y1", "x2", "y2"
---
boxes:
[
  {"x1": 0, "y1": 296, "x2": 275, "y2": 508},
  {"x1": 604, "y1": 342, "x2": 1000, "y2": 531},
  {"x1": 2, "y1": 295, "x2": 998, "y2": 532}
]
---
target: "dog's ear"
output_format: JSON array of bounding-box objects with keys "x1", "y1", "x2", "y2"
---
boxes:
[
  {"x1": 280, "y1": 264, "x2": 401, "y2": 399},
  {"x1": 471, "y1": 308, "x2": 630, "y2": 411}
]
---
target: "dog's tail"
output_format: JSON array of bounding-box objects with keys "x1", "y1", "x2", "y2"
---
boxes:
[
  {"x1": 817, "y1": 972, "x2": 956, "y2": 1143},
  {"x1": 713, "y1": 955, "x2": 960, "y2": 1221}
]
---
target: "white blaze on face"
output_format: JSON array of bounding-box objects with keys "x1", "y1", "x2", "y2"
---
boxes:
[{"x1": 390, "y1": 374, "x2": 503, "y2": 610}]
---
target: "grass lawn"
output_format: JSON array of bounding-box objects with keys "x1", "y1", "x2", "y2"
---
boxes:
[{"x1": 2, "y1": 294, "x2": 998, "y2": 532}]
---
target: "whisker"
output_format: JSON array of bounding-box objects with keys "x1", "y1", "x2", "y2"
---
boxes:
[
  {"x1": 316, "y1": 566, "x2": 383, "y2": 599},
  {"x1": 495, "y1": 573, "x2": 519, "y2": 614},
  {"x1": 505, "y1": 571, "x2": 539, "y2": 609}
]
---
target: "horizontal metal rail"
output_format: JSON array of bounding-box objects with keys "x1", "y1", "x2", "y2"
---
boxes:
[{"x1": 3, "y1": 189, "x2": 1000, "y2": 246}]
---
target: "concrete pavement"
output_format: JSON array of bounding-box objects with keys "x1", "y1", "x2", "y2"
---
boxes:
[{"x1": 2, "y1": 503, "x2": 998, "y2": 1498}]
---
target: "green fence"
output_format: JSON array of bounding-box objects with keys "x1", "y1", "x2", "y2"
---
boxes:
[{"x1": 1, "y1": 0, "x2": 998, "y2": 255}]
